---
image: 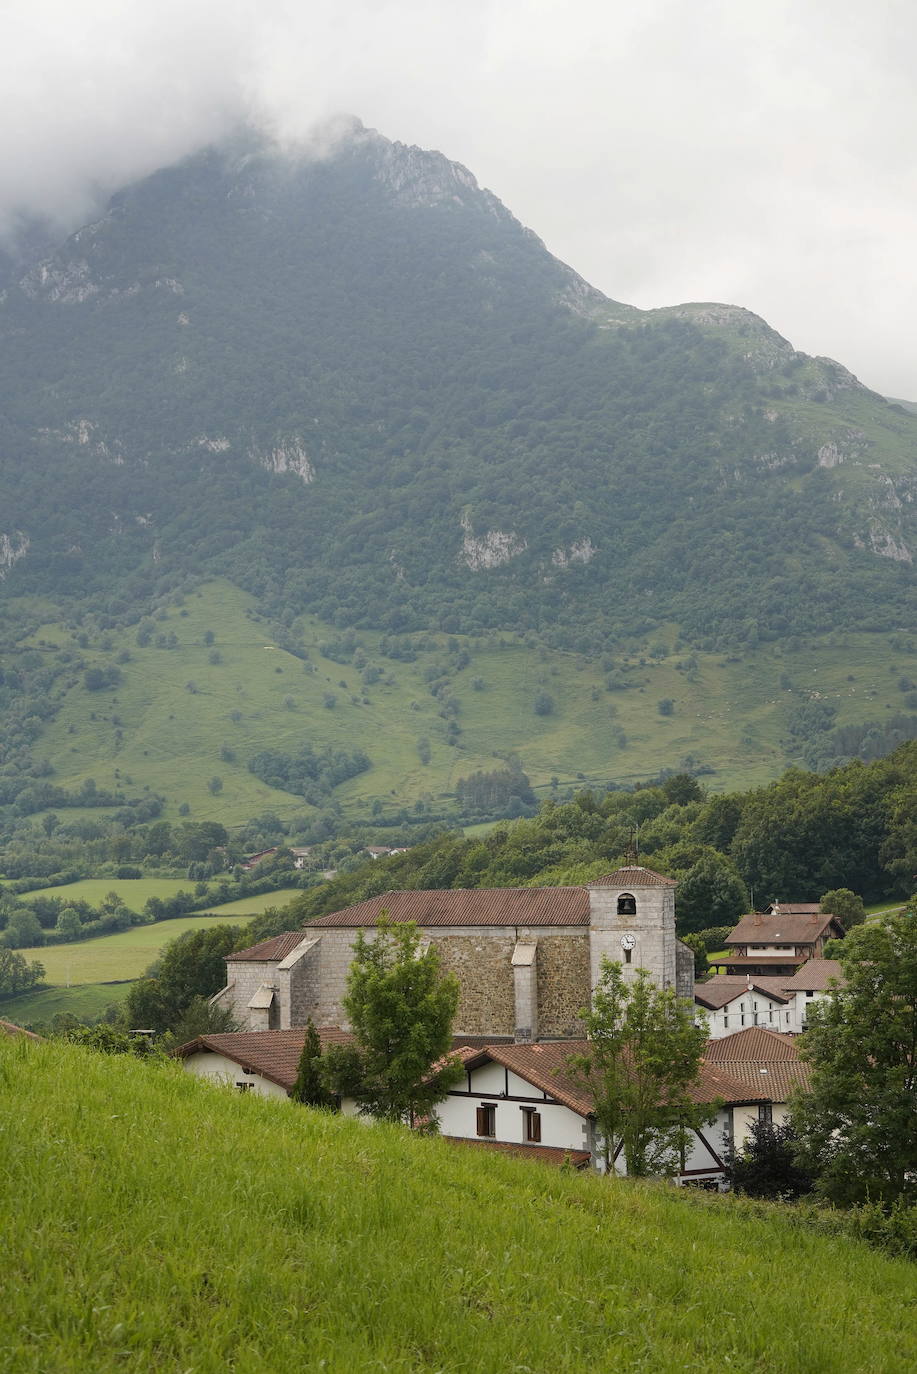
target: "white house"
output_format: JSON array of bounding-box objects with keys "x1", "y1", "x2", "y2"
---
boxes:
[
  {"x1": 173, "y1": 1025, "x2": 808, "y2": 1183},
  {"x1": 695, "y1": 960, "x2": 843, "y2": 1038},
  {"x1": 434, "y1": 1029, "x2": 807, "y2": 1183},
  {"x1": 175, "y1": 1026, "x2": 354, "y2": 1100}
]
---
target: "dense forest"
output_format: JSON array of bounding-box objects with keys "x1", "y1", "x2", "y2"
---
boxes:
[
  {"x1": 0, "y1": 123, "x2": 914, "y2": 661},
  {"x1": 232, "y1": 741, "x2": 917, "y2": 943}
]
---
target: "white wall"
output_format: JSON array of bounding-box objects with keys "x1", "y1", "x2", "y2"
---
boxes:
[
  {"x1": 702, "y1": 995, "x2": 794, "y2": 1038},
  {"x1": 181, "y1": 1050, "x2": 289, "y2": 1101},
  {"x1": 436, "y1": 1090, "x2": 586, "y2": 1151}
]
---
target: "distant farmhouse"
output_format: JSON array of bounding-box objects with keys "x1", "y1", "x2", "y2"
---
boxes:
[
  {"x1": 720, "y1": 904, "x2": 844, "y2": 977},
  {"x1": 210, "y1": 867, "x2": 696, "y2": 1041}
]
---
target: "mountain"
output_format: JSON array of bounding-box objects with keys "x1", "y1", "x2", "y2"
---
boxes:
[
  {"x1": 1, "y1": 118, "x2": 914, "y2": 649},
  {"x1": 1, "y1": 120, "x2": 916, "y2": 825}
]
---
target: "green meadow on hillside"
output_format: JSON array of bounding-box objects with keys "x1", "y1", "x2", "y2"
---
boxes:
[
  {"x1": 200, "y1": 887, "x2": 301, "y2": 916},
  {"x1": 1, "y1": 1036, "x2": 914, "y2": 1373},
  {"x1": 21, "y1": 580, "x2": 917, "y2": 824},
  {"x1": 14, "y1": 913, "x2": 245, "y2": 986},
  {"x1": 20, "y1": 877, "x2": 204, "y2": 907},
  {"x1": 0, "y1": 980, "x2": 132, "y2": 1026}
]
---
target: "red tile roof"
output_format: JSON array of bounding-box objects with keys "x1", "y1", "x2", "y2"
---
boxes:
[
  {"x1": 172, "y1": 1027, "x2": 353, "y2": 1090},
  {"x1": 694, "y1": 978, "x2": 791, "y2": 1009},
  {"x1": 444, "y1": 1138, "x2": 592, "y2": 1169},
  {"x1": 769, "y1": 903, "x2": 821, "y2": 916},
  {"x1": 458, "y1": 1038, "x2": 777, "y2": 1115},
  {"x1": 693, "y1": 1061, "x2": 772, "y2": 1104},
  {"x1": 586, "y1": 867, "x2": 677, "y2": 888},
  {"x1": 309, "y1": 887, "x2": 591, "y2": 928},
  {"x1": 226, "y1": 931, "x2": 310, "y2": 962},
  {"x1": 727, "y1": 912, "x2": 842, "y2": 945},
  {"x1": 473, "y1": 1040, "x2": 596, "y2": 1115},
  {"x1": 780, "y1": 959, "x2": 844, "y2": 991},
  {"x1": 705, "y1": 1026, "x2": 800, "y2": 1060},
  {"x1": 716, "y1": 1060, "x2": 810, "y2": 1099},
  {"x1": 701, "y1": 1030, "x2": 808, "y2": 1099}
]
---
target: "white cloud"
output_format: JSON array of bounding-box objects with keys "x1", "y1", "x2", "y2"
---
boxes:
[{"x1": 1, "y1": 0, "x2": 916, "y2": 395}]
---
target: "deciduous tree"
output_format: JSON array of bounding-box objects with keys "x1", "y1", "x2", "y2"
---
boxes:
[
  {"x1": 568, "y1": 961, "x2": 714, "y2": 1177},
  {"x1": 792, "y1": 911, "x2": 917, "y2": 1205},
  {"x1": 324, "y1": 917, "x2": 462, "y2": 1128},
  {"x1": 819, "y1": 888, "x2": 866, "y2": 930},
  {"x1": 0, "y1": 947, "x2": 45, "y2": 996}
]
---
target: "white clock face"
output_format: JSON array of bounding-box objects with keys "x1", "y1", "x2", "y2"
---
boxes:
[{"x1": 620, "y1": 933, "x2": 637, "y2": 951}]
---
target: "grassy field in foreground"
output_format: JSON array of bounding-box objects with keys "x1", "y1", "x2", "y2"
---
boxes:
[
  {"x1": 1, "y1": 1037, "x2": 914, "y2": 1374},
  {"x1": 15, "y1": 914, "x2": 244, "y2": 986}
]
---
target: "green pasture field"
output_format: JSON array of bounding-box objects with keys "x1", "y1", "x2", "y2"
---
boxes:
[
  {"x1": 20, "y1": 877, "x2": 203, "y2": 908},
  {"x1": 15, "y1": 914, "x2": 244, "y2": 986},
  {"x1": 200, "y1": 887, "x2": 301, "y2": 916},
  {"x1": 2, "y1": 1037, "x2": 915, "y2": 1373},
  {"x1": 0, "y1": 980, "x2": 132, "y2": 1027},
  {"x1": 22, "y1": 580, "x2": 917, "y2": 823}
]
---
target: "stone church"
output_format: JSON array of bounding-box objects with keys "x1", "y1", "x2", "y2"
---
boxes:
[{"x1": 214, "y1": 866, "x2": 695, "y2": 1042}]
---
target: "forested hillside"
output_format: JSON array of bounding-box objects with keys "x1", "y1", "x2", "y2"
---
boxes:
[
  {"x1": 249, "y1": 741, "x2": 917, "y2": 942},
  {"x1": 1, "y1": 120, "x2": 915, "y2": 647},
  {"x1": 1, "y1": 119, "x2": 915, "y2": 825}
]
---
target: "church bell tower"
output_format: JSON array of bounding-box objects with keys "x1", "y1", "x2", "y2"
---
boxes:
[{"x1": 585, "y1": 866, "x2": 678, "y2": 994}]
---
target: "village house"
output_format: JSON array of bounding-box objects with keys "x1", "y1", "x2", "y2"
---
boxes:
[
  {"x1": 176, "y1": 1026, "x2": 354, "y2": 1099},
  {"x1": 210, "y1": 867, "x2": 696, "y2": 1041},
  {"x1": 434, "y1": 1027, "x2": 808, "y2": 1181},
  {"x1": 239, "y1": 847, "x2": 279, "y2": 872},
  {"x1": 173, "y1": 1024, "x2": 807, "y2": 1183},
  {"x1": 719, "y1": 907, "x2": 844, "y2": 977},
  {"x1": 694, "y1": 959, "x2": 843, "y2": 1037}
]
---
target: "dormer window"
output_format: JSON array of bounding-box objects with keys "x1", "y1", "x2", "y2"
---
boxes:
[{"x1": 617, "y1": 894, "x2": 636, "y2": 916}]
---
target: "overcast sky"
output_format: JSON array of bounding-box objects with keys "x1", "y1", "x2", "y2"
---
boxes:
[{"x1": 3, "y1": 0, "x2": 917, "y2": 396}]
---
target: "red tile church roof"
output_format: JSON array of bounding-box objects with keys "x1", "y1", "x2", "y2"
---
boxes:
[{"x1": 308, "y1": 887, "x2": 591, "y2": 928}]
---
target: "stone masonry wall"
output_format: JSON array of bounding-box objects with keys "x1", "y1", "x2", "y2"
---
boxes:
[
  {"x1": 281, "y1": 924, "x2": 594, "y2": 1039},
  {"x1": 226, "y1": 961, "x2": 276, "y2": 1030},
  {"x1": 536, "y1": 934, "x2": 590, "y2": 1037},
  {"x1": 435, "y1": 934, "x2": 516, "y2": 1036},
  {"x1": 289, "y1": 944, "x2": 323, "y2": 1028}
]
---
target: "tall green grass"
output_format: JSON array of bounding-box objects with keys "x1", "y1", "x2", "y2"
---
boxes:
[{"x1": 1, "y1": 1036, "x2": 914, "y2": 1373}]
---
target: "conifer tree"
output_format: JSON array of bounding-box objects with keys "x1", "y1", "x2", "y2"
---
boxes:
[{"x1": 291, "y1": 1019, "x2": 335, "y2": 1109}]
